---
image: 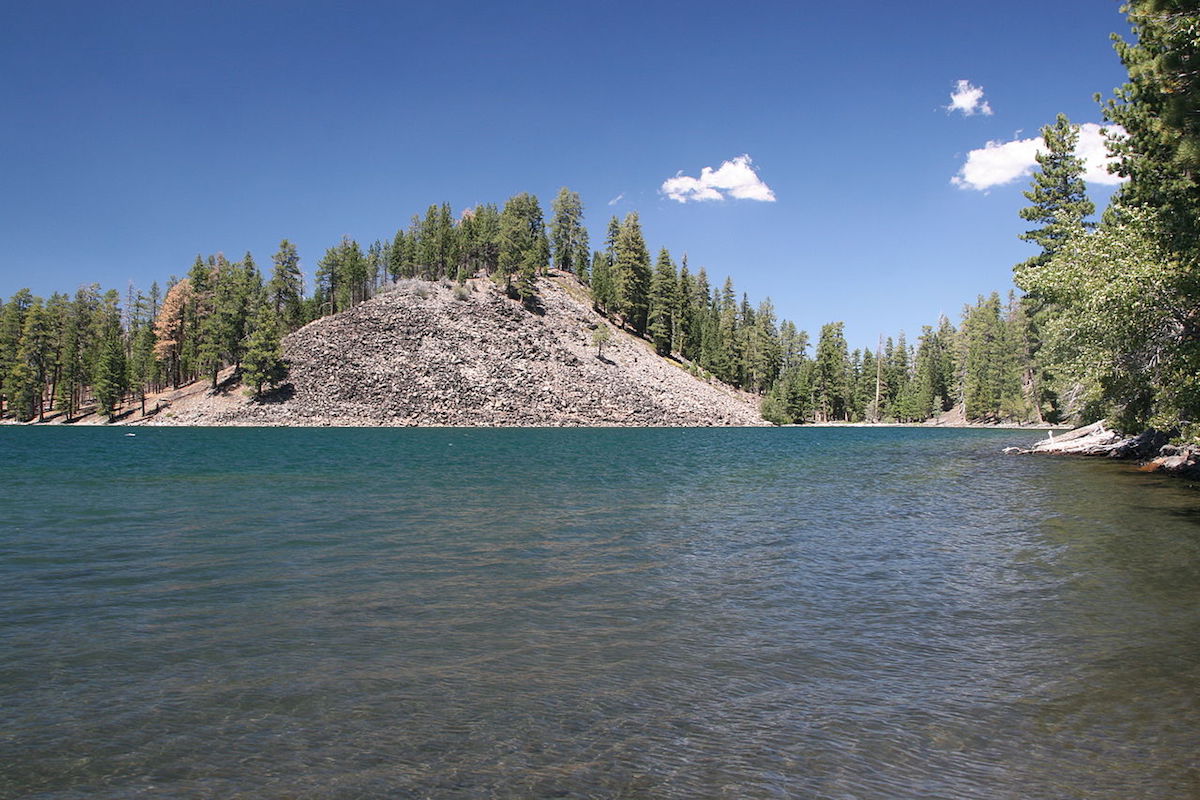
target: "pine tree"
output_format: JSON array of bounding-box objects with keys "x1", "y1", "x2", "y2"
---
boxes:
[
  {"x1": 683, "y1": 266, "x2": 710, "y2": 362},
  {"x1": 550, "y1": 188, "x2": 587, "y2": 274},
  {"x1": 935, "y1": 315, "x2": 958, "y2": 411},
  {"x1": 1017, "y1": 114, "x2": 1095, "y2": 274},
  {"x1": 183, "y1": 256, "x2": 213, "y2": 383},
  {"x1": 314, "y1": 243, "x2": 341, "y2": 316},
  {"x1": 12, "y1": 299, "x2": 53, "y2": 421},
  {"x1": 197, "y1": 257, "x2": 237, "y2": 389},
  {"x1": 960, "y1": 293, "x2": 1024, "y2": 421},
  {"x1": 45, "y1": 292, "x2": 69, "y2": 407},
  {"x1": 472, "y1": 203, "x2": 502, "y2": 276},
  {"x1": 241, "y1": 303, "x2": 288, "y2": 398},
  {"x1": 605, "y1": 216, "x2": 620, "y2": 264},
  {"x1": 154, "y1": 279, "x2": 191, "y2": 389},
  {"x1": 0, "y1": 289, "x2": 33, "y2": 416},
  {"x1": 857, "y1": 347, "x2": 878, "y2": 421},
  {"x1": 232, "y1": 252, "x2": 262, "y2": 366},
  {"x1": 1106, "y1": 0, "x2": 1200, "y2": 254},
  {"x1": 92, "y1": 306, "x2": 127, "y2": 421},
  {"x1": 590, "y1": 250, "x2": 616, "y2": 313},
  {"x1": 268, "y1": 239, "x2": 304, "y2": 330},
  {"x1": 55, "y1": 297, "x2": 84, "y2": 420},
  {"x1": 774, "y1": 357, "x2": 814, "y2": 423},
  {"x1": 910, "y1": 324, "x2": 954, "y2": 420},
  {"x1": 456, "y1": 210, "x2": 478, "y2": 282},
  {"x1": 647, "y1": 248, "x2": 678, "y2": 356},
  {"x1": 591, "y1": 323, "x2": 612, "y2": 358},
  {"x1": 811, "y1": 321, "x2": 849, "y2": 422},
  {"x1": 387, "y1": 229, "x2": 407, "y2": 281},
  {"x1": 613, "y1": 212, "x2": 651, "y2": 334},
  {"x1": 746, "y1": 298, "x2": 781, "y2": 394},
  {"x1": 707, "y1": 277, "x2": 738, "y2": 383},
  {"x1": 498, "y1": 193, "x2": 549, "y2": 305},
  {"x1": 129, "y1": 322, "x2": 157, "y2": 416},
  {"x1": 813, "y1": 322, "x2": 850, "y2": 422},
  {"x1": 574, "y1": 228, "x2": 591, "y2": 285},
  {"x1": 675, "y1": 258, "x2": 695, "y2": 357},
  {"x1": 884, "y1": 331, "x2": 911, "y2": 419},
  {"x1": 436, "y1": 202, "x2": 458, "y2": 281}
]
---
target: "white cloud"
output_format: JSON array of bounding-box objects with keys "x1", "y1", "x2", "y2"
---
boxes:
[
  {"x1": 952, "y1": 123, "x2": 1126, "y2": 191},
  {"x1": 608, "y1": 192, "x2": 625, "y2": 206},
  {"x1": 1077, "y1": 123, "x2": 1124, "y2": 185},
  {"x1": 661, "y1": 154, "x2": 776, "y2": 203},
  {"x1": 947, "y1": 79, "x2": 993, "y2": 116},
  {"x1": 952, "y1": 137, "x2": 1041, "y2": 190}
]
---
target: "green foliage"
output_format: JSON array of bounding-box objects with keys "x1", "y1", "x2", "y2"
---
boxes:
[
  {"x1": 613, "y1": 212, "x2": 651, "y2": 334},
  {"x1": 1106, "y1": 0, "x2": 1200, "y2": 254},
  {"x1": 591, "y1": 323, "x2": 612, "y2": 357},
  {"x1": 269, "y1": 239, "x2": 304, "y2": 331},
  {"x1": 242, "y1": 304, "x2": 288, "y2": 398},
  {"x1": 744, "y1": 298, "x2": 782, "y2": 394},
  {"x1": 498, "y1": 193, "x2": 549, "y2": 304},
  {"x1": 550, "y1": 188, "x2": 588, "y2": 274},
  {"x1": 647, "y1": 248, "x2": 678, "y2": 356},
  {"x1": 129, "y1": 322, "x2": 157, "y2": 411},
  {"x1": 813, "y1": 322, "x2": 850, "y2": 422},
  {"x1": 93, "y1": 308, "x2": 127, "y2": 421},
  {"x1": 315, "y1": 237, "x2": 370, "y2": 315},
  {"x1": 1, "y1": 184, "x2": 1097, "y2": 429},
  {"x1": 957, "y1": 293, "x2": 1029, "y2": 422},
  {"x1": 54, "y1": 295, "x2": 84, "y2": 419},
  {"x1": 590, "y1": 250, "x2": 617, "y2": 314},
  {"x1": 760, "y1": 391, "x2": 791, "y2": 425},
  {"x1": 1018, "y1": 113, "x2": 1096, "y2": 271},
  {"x1": 907, "y1": 323, "x2": 955, "y2": 420},
  {"x1": 1019, "y1": 209, "x2": 1200, "y2": 431},
  {"x1": 10, "y1": 297, "x2": 51, "y2": 421},
  {"x1": 991, "y1": 1, "x2": 1200, "y2": 437}
]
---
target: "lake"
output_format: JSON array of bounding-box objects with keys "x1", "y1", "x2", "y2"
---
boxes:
[{"x1": 2, "y1": 427, "x2": 1198, "y2": 798}]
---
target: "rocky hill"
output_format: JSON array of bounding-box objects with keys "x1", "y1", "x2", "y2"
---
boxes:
[{"x1": 140, "y1": 273, "x2": 765, "y2": 427}]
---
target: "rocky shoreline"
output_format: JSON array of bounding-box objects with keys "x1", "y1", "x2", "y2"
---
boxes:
[{"x1": 1005, "y1": 420, "x2": 1200, "y2": 479}]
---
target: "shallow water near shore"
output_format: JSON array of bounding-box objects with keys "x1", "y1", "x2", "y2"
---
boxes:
[{"x1": 2, "y1": 426, "x2": 1198, "y2": 798}]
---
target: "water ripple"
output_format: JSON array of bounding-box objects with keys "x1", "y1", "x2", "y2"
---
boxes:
[{"x1": 1, "y1": 427, "x2": 1198, "y2": 798}]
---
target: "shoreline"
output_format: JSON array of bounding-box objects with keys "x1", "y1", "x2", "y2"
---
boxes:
[
  {"x1": 1005, "y1": 420, "x2": 1200, "y2": 481},
  {"x1": 1, "y1": 417, "x2": 1068, "y2": 430}
]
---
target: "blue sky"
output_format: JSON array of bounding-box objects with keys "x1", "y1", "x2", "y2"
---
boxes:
[{"x1": 1, "y1": 1, "x2": 1131, "y2": 351}]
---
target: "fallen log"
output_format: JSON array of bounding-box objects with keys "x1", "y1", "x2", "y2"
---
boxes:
[{"x1": 1005, "y1": 421, "x2": 1200, "y2": 479}]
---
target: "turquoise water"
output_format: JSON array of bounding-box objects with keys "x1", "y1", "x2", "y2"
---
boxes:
[{"x1": 2, "y1": 427, "x2": 1198, "y2": 798}]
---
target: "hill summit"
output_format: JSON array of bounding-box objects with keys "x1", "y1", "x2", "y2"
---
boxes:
[{"x1": 141, "y1": 273, "x2": 765, "y2": 427}]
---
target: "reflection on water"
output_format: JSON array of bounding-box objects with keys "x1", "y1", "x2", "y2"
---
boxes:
[{"x1": 1, "y1": 427, "x2": 1198, "y2": 798}]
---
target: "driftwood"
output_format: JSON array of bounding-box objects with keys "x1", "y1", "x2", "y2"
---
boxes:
[
  {"x1": 1005, "y1": 421, "x2": 1199, "y2": 478},
  {"x1": 1003, "y1": 420, "x2": 1122, "y2": 456}
]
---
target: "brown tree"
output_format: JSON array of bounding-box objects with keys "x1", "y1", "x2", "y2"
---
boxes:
[{"x1": 154, "y1": 280, "x2": 191, "y2": 388}]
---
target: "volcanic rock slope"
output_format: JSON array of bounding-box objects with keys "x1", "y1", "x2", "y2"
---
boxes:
[{"x1": 156, "y1": 275, "x2": 765, "y2": 426}]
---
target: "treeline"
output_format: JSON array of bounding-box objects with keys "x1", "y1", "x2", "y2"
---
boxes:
[
  {"x1": 311, "y1": 192, "x2": 559, "y2": 315},
  {"x1": 0, "y1": 189, "x2": 558, "y2": 422},
  {"x1": 1002, "y1": 1, "x2": 1200, "y2": 440},
  {"x1": 0, "y1": 183, "x2": 1054, "y2": 426},
  {"x1": 0, "y1": 253, "x2": 289, "y2": 422},
  {"x1": 572, "y1": 200, "x2": 1046, "y2": 425}
]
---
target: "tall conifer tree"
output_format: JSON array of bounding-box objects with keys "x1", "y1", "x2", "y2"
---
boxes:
[
  {"x1": 647, "y1": 248, "x2": 678, "y2": 356},
  {"x1": 268, "y1": 239, "x2": 304, "y2": 330},
  {"x1": 550, "y1": 188, "x2": 587, "y2": 274}
]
